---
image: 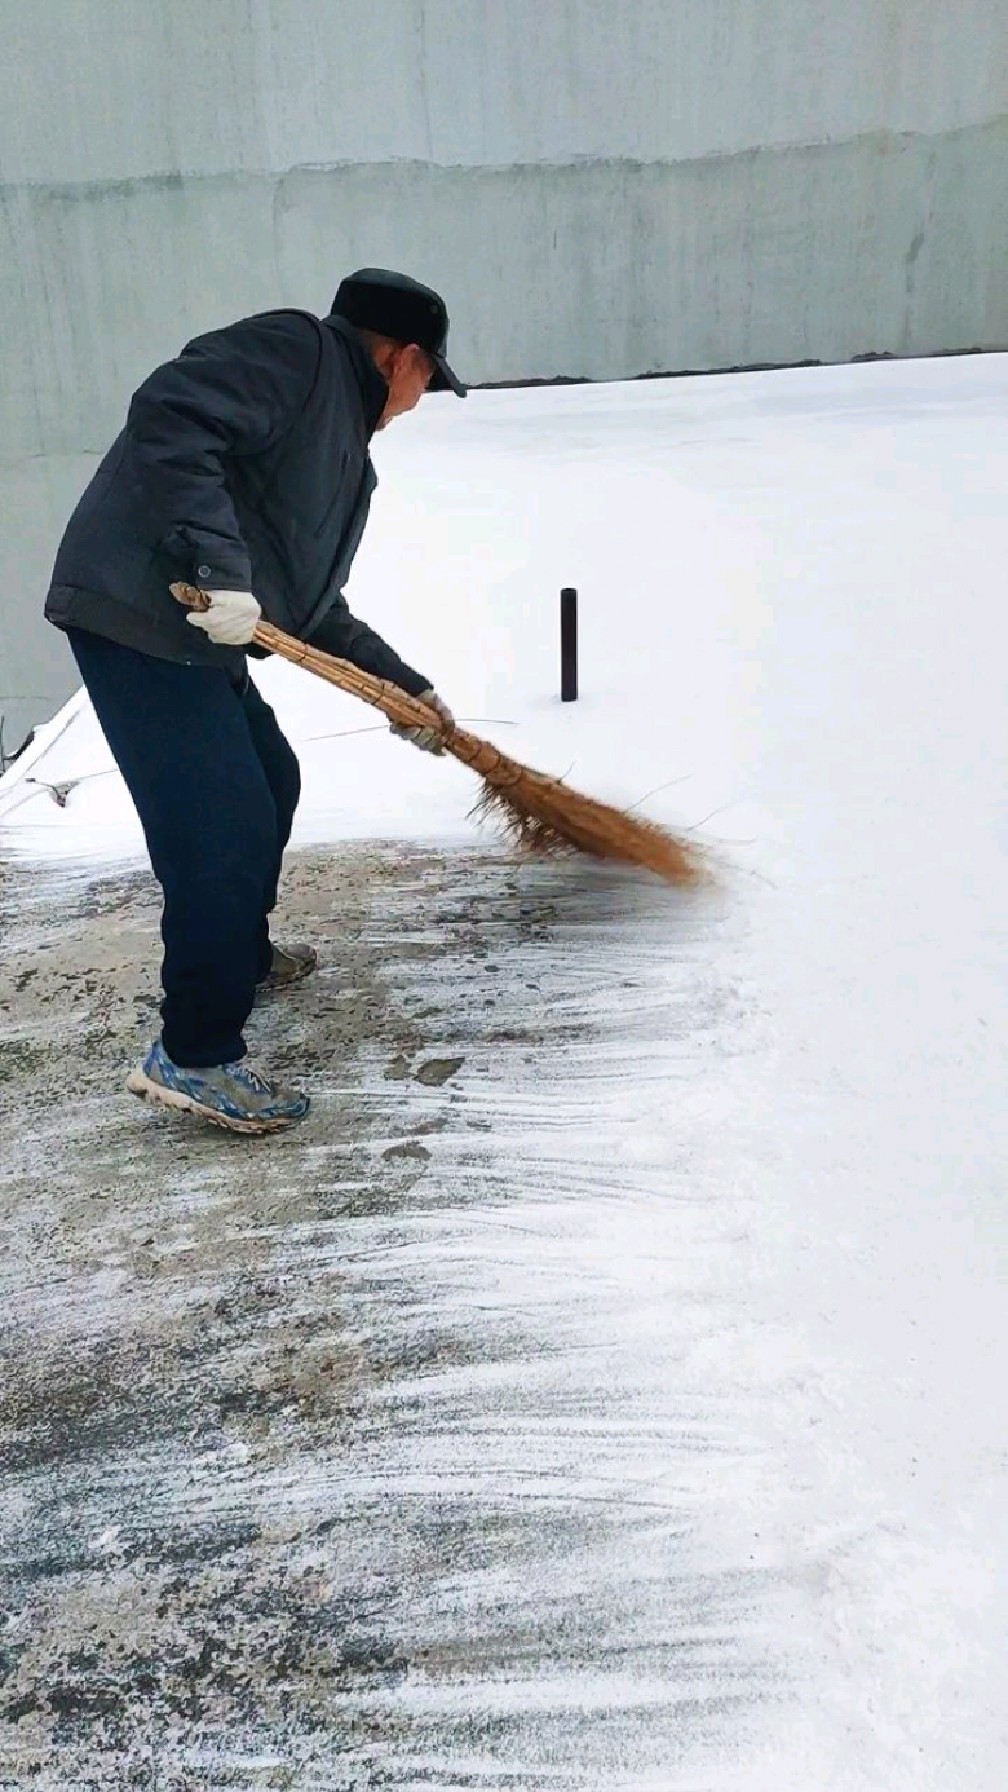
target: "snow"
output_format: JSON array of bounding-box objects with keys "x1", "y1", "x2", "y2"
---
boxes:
[{"x1": 2, "y1": 354, "x2": 1006, "y2": 1786}]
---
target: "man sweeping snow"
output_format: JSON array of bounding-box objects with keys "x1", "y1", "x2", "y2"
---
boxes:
[{"x1": 44, "y1": 269, "x2": 466, "y2": 1134}]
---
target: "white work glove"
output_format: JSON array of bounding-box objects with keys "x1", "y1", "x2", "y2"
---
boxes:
[
  {"x1": 186, "y1": 588, "x2": 261, "y2": 647},
  {"x1": 390, "y1": 688, "x2": 455, "y2": 755}
]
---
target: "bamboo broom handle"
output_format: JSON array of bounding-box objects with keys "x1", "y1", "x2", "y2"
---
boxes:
[
  {"x1": 169, "y1": 582, "x2": 526, "y2": 785},
  {"x1": 169, "y1": 583, "x2": 701, "y2": 883}
]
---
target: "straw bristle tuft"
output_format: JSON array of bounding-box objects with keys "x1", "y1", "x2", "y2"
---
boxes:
[
  {"x1": 471, "y1": 771, "x2": 703, "y2": 885},
  {"x1": 471, "y1": 783, "x2": 580, "y2": 856}
]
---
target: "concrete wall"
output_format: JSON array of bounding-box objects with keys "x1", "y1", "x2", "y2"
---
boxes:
[{"x1": 2, "y1": 0, "x2": 1007, "y2": 742}]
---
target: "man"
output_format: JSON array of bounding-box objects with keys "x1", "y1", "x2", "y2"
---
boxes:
[{"x1": 44, "y1": 268, "x2": 466, "y2": 1135}]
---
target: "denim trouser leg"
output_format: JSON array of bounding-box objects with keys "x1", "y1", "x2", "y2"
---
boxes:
[
  {"x1": 67, "y1": 629, "x2": 300, "y2": 1067},
  {"x1": 239, "y1": 675, "x2": 302, "y2": 981}
]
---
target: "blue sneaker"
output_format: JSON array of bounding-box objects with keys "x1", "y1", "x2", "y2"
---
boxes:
[{"x1": 126, "y1": 1040, "x2": 310, "y2": 1135}]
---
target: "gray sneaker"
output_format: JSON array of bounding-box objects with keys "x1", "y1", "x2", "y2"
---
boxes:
[
  {"x1": 255, "y1": 942, "x2": 318, "y2": 1001},
  {"x1": 126, "y1": 1039, "x2": 310, "y2": 1134}
]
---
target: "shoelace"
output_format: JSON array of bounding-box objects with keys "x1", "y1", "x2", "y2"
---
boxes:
[{"x1": 226, "y1": 1061, "x2": 274, "y2": 1097}]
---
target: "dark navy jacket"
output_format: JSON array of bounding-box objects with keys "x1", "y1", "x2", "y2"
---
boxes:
[{"x1": 45, "y1": 310, "x2": 430, "y2": 694}]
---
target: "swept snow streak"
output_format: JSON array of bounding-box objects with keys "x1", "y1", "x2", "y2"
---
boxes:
[
  {"x1": 0, "y1": 851, "x2": 776, "y2": 1787},
  {"x1": 1, "y1": 839, "x2": 1003, "y2": 1788},
  {"x1": 281, "y1": 867, "x2": 787, "y2": 1784},
  {"x1": 289, "y1": 867, "x2": 819, "y2": 1787}
]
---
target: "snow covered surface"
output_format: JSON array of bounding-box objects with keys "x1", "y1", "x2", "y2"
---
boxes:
[{"x1": 1, "y1": 356, "x2": 1006, "y2": 1785}]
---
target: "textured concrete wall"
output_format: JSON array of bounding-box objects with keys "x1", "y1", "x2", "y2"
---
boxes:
[{"x1": 2, "y1": 0, "x2": 1007, "y2": 740}]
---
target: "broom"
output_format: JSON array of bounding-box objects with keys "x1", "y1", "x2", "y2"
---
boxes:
[{"x1": 171, "y1": 583, "x2": 701, "y2": 884}]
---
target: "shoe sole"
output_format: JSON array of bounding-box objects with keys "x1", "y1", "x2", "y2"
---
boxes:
[{"x1": 125, "y1": 1068, "x2": 307, "y2": 1135}]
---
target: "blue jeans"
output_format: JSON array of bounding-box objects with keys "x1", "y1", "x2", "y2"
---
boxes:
[{"x1": 67, "y1": 628, "x2": 301, "y2": 1067}]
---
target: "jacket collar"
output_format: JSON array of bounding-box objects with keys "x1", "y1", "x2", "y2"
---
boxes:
[{"x1": 322, "y1": 314, "x2": 388, "y2": 437}]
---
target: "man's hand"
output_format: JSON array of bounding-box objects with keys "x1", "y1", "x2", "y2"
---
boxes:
[
  {"x1": 390, "y1": 689, "x2": 455, "y2": 755},
  {"x1": 186, "y1": 589, "x2": 261, "y2": 647}
]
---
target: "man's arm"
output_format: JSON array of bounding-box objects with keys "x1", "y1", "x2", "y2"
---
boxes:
[
  {"x1": 128, "y1": 311, "x2": 321, "y2": 591},
  {"x1": 307, "y1": 594, "x2": 431, "y2": 697}
]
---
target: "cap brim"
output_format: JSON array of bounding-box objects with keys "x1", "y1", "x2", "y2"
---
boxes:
[{"x1": 429, "y1": 352, "x2": 467, "y2": 397}]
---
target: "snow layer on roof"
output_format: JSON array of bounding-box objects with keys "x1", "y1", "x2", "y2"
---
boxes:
[{"x1": 5, "y1": 352, "x2": 1005, "y2": 865}]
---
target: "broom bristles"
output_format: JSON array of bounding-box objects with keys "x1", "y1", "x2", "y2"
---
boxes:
[
  {"x1": 471, "y1": 773, "x2": 698, "y2": 882},
  {"x1": 171, "y1": 583, "x2": 702, "y2": 884}
]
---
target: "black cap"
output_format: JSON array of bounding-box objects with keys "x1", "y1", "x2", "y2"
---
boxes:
[{"x1": 330, "y1": 268, "x2": 467, "y2": 397}]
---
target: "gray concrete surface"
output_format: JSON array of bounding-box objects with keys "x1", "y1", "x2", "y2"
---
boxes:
[{"x1": 1, "y1": 842, "x2": 777, "y2": 1787}]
